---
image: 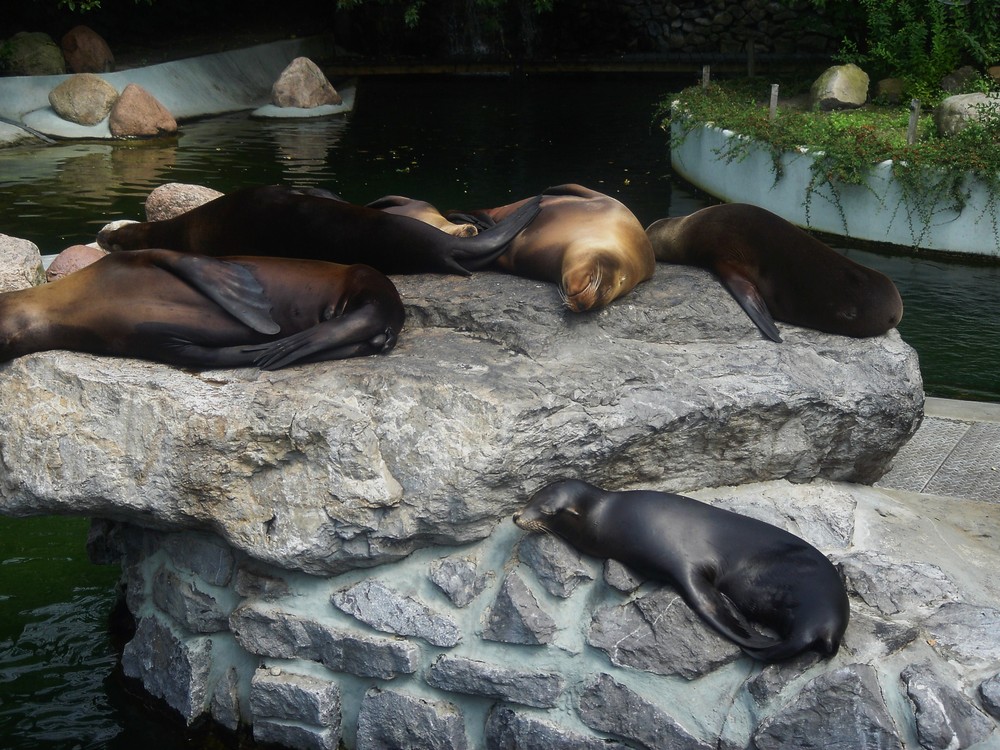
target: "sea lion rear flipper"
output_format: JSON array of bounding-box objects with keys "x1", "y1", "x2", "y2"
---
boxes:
[
  {"x1": 242, "y1": 303, "x2": 399, "y2": 370},
  {"x1": 448, "y1": 195, "x2": 543, "y2": 272},
  {"x1": 146, "y1": 249, "x2": 280, "y2": 335},
  {"x1": 715, "y1": 263, "x2": 783, "y2": 343}
]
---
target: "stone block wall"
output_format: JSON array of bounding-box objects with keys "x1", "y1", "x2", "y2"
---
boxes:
[
  {"x1": 616, "y1": 0, "x2": 840, "y2": 57},
  {"x1": 92, "y1": 479, "x2": 1000, "y2": 750}
]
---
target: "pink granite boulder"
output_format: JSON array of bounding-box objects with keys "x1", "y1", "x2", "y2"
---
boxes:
[
  {"x1": 109, "y1": 84, "x2": 177, "y2": 138},
  {"x1": 271, "y1": 57, "x2": 342, "y2": 108},
  {"x1": 60, "y1": 25, "x2": 115, "y2": 73}
]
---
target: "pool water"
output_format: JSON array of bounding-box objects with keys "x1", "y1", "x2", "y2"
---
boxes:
[{"x1": 0, "y1": 72, "x2": 997, "y2": 747}]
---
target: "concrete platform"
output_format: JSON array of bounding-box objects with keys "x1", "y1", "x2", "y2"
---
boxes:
[{"x1": 877, "y1": 397, "x2": 1000, "y2": 503}]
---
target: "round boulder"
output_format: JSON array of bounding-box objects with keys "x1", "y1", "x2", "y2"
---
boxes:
[
  {"x1": 271, "y1": 57, "x2": 342, "y2": 108},
  {"x1": 935, "y1": 93, "x2": 1000, "y2": 137},
  {"x1": 60, "y1": 25, "x2": 114, "y2": 73},
  {"x1": 46, "y1": 244, "x2": 107, "y2": 281},
  {"x1": 4, "y1": 31, "x2": 66, "y2": 76},
  {"x1": 144, "y1": 183, "x2": 224, "y2": 221},
  {"x1": 109, "y1": 83, "x2": 178, "y2": 138},
  {"x1": 810, "y1": 63, "x2": 869, "y2": 111},
  {"x1": 48, "y1": 74, "x2": 119, "y2": 126}
]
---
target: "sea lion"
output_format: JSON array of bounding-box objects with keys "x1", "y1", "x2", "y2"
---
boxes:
[
  {"x1": 513, "y1": 479, "x2": 849, "y2": 663},
  {"x1": 0, "y1": 249, "x2": 404, "y2": 370},
  {"x1": 645, "y1": 203, "x2": 903, "y2": 342},
  {"x1": 366, "y1": 195, "x2": 480, "y2": 238},
  {"x1": 96, "y1": 184, "x2": 542, "y2": 276},
  {"x1": 445, "y1": 184, "x2": 656, "y2": 312}
]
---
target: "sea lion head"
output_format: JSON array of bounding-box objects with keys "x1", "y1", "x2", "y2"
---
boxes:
[
  {"x1": 644, "y1": 216, "x2": 690, "y2": 263},
  {"x1": 559, "y1": 252, "x2": 638, "y2": 313},
  {"x1": 513, "y1": 479, "x2": 607, "y2": 544}
]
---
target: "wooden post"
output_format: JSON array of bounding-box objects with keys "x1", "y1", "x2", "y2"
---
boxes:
[
  {"x1": 769, "y1": 84, "x2": 779, "y2": 121},
  {"x1": 702, "y1": 64, "x2": 711, "y2": 89},
  {"x1": 747, "y1": 40, "x2": 755, "y2": 78},
  {"x1": 907, "y1": 99, "x2": 921, "y2": 145}
]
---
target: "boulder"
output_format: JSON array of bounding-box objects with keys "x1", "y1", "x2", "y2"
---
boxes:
[
  {"x1": 60, "y1": 25, "x2": 114, "y2": 73},
  {"x1": 940, "y1": 65, "x2": 978, "y2": 94},
  {"x1": 935, "y1": 92, "x2": 1000, "y2": 137},
  {"x1": 874, "y1": 77, "x2": 905, "y2": 105},
  {"x1": 108, "y1": 83, "x2": 177, "y2": 138},
  {"x1": 45, "y1": 244, "x2": 107, "y2": 281},
  {"x1": 0, "y1": 233, "x2": 45, "y2": 292},
  {"x1": 48, "y1": 74, "x2": 119, "y2": 126},
  {"x1": 271, "y1": 56, "x2": 342, "y2": 108},
  {"x1": 810, "y1": 63, "x2": 869, "y2": 110},
  {"x1": 3, "y1": 32, "x2": 66, "y2": 76},
  {"x1": 0, "y1": 254, "x2": 922, "y2": 575},
  {"x1": 144, "y1": 183, "x2": 224, "y2": 221}
]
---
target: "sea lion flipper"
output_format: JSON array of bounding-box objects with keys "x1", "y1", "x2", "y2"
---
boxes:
[
  {"x1": 448, "y1": 195, "x2": 544, "y2": 272},
  {"x1": 243, "y1": 304, "x2": 398, "y2": 370},
  {"x1": 684, "y1": 575, "x2": 781, "y2": 651},
  {"x1": 445, "y1": 211, "x2": 496, "y2": 232},
  {"x1": 716, "y1": 265, "x2": 783, "y2": 343},
  {"x1": 148, "y1": 250, "x2": 281, "y2": 335}
]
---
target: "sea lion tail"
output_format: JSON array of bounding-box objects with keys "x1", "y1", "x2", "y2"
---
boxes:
[{"x1": 448, "y1": 195, "x2": 543, "y2": 272}]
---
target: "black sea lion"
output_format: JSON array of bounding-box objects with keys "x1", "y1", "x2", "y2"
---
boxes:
[
  {"x1": 0, "y1": 249, "x2": 404, "y2": 370},
  {"x1": 645, "y1": 203, "x2": 903, "y2": 341},
  {"x1": 513, "y1": 479, "x2": 849, "y2": 662},
  {"x1": 446, "y1": 184, "x2": 656, "y2": 312},
  {"x1": 96, "y1": 185, "x2": 542, "y2": 276}
]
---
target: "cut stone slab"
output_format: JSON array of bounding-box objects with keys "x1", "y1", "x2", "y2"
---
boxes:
[{"x1": 0, "y1": 266, "x2": 922, "y2": 575}]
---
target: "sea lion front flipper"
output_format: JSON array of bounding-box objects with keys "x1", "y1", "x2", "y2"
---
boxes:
[
  {"x1": 714, "y1": 262, "x2": 783, "y2": 343},
  {"x1": 146, "y1": 250, "x2": 280, "y2": 335},
  {"x1": 682, "y1": 572, "x2": 781, "y2": 651},
  {"x1": 242, "y1": 304, "x2": 399, "y2": 370}
]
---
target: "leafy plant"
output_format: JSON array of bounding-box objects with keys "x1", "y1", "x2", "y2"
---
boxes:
[{"x1": 790, "y1": 0, "x2": 1000, "y2": 102}]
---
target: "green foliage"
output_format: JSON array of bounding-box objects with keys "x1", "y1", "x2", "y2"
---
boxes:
[
  {"x1": 793, "y1": 0, "x2": 1000, "y2": 101},
  {"x1": 664, "y1": 78, "x2": 1000, "y2": 243}
]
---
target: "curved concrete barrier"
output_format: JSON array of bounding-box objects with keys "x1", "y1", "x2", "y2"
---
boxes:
[
  {"x1": 0, "y1": 35, "x2": 335, "y2": 140},
  {"x1": 671, "y1": 120, "x2": 1000, "y2": 257}
]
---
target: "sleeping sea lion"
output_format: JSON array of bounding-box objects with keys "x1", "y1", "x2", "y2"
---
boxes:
[
  {"x1": 447, "y1": 184, "x2": 656, "y2": 312},
  {"x1": 96, "y1": 184, "x2": 542, "y2": 276},
  {"x1": 0, "y1": 249, "x2": 404, "y2": 370},
  {"x1": 514, "y1": 479, "x2": 850, "y2": 663},
  {"x1": 645, "y1": 203, "x2": 903, "y2": 341}
]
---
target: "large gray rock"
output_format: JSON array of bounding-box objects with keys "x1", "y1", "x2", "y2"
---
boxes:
[
  {"x1": 0, "y1": 233, "x2": 45, "y2": 291},
  {"x1": 143, "y1": 182, "x2": 224, "y2": 221},
  {"x1": 4, "y1": 32, "x2": 65, "y2": 76},
  {"x1": 48, "y1": 74, "x2": 118, "y2": 125},
  {"x1": 0, "y1": 264, "x2": 922, "y2": 576},
  {"x1": 271, "y1": 56, "x2": 342, "y2": 108},
  {"x1": 935, "y1": 93, "x2": 1000, "y2": 137},
  {"x1": 810, "y1": 63, "x2": 869, "y2": 110}
]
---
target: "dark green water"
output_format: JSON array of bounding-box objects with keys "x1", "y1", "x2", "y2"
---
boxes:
[{"x1": 0, "y1": 73, "x2": 998, "y2": 746}]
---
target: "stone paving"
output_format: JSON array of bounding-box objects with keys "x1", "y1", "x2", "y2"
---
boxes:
[{"x1": 877, "y1": 397, "x2": 1000, "y2": 503}]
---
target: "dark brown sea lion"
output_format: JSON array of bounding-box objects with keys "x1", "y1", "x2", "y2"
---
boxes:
[
  {"x1": 446, "y1": 184, "x2": 656, "y2": 312},
  {"x1": 96, "y1": 185, "x2": 542, "y2": 276},
  {"x1": 513, "y1": 479, "x2": 850, "y2": 663},
  {"x1": 0, "y1": 249, "x2": 404, "y2": 370},
  {"x1": 645, "y1": 203, "x2": 903, "y2": 342}
]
